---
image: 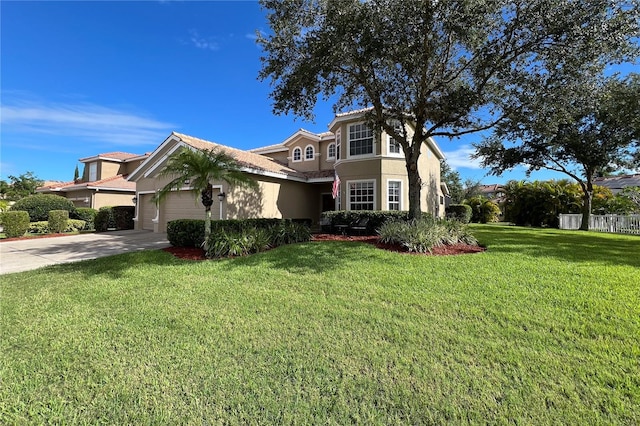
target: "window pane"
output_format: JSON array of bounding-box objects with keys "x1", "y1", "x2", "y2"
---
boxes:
[
  {"x1": 349, "y1": 123, "x2": 373, "y2": 156},
  {"x1": 349, "y1": 181, "x2": 374, "y2": 210},
  {"x1": 388, "y1": 181, "x2": 401, "y2": 210}
]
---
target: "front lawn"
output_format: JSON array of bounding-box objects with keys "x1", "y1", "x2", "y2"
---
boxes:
[{"x1": 1, "y1": 225, "x2": 638, "y2": 424}]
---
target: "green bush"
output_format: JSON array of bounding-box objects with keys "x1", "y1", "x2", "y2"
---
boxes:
[
  {"x1": 465, "y1": 197, "x2": 501, "y2": 223},
  {"x1": 66, "y1": 219, "x2": 87, "y2": 232},
  {"x1": 10, "y1": 194, "x2": 76, "y2": 222},
  {"x1": 28, "y1": 221, "x2": 49, "y2": 234},
  {"x1": 378, "y1": 217, "x2": 478, "y2": 253},
  {"x1": 2, "y1": 211, "x2": 30, "y2": 238},
  {"x1": 167, "y1": 219, "x2": 206, "y2": 247},
  {"x1": 445, "y1": 204, "x2": 472, "y2": 223},
  {"x1": 48, "y1": 210, "x2": 69, "y2": 233},
  {"x1": 113, "y1": 206, "x2": 135, "y2": 230},
  {"x1": 72, "y1": 207, "x2": 98, "y2": 230},
  {"x1": 94, "y1": 207, "x2": 114, "y2": 232}
]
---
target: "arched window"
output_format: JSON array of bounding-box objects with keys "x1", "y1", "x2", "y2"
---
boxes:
[
  {"x1": 305, "y1": 145, "x2": 315, "y2": 160},
  {"x1": 327, "y1": 143, "x2": 336, "y2": 160},
  {"x1": 292, "y1": 147, "x2": 302, "y2": 162}
]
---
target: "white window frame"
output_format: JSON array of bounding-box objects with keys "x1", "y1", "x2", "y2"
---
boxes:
[
  {"x1": 387, "y1": 179, "x2": 402, "y2": 211},
  {"x1": 335, "y1": 129, "x2": 341, "y2": 160},
  {"x1": 304, "y1": 144, "x2": 315, "y2": 161},
  {"x1": 386, "y1": 120, "x2": 404, "y2": 157},
  {"x1": 88, "y1": 162, "x2": 98, "y2": 181},
  {"x1": 347, "y1": 179, "x2": 376, "y2": 211},
  {"x1": 327, "y1": 143, "x2": 336, "y2": 160},
  {"x1": 347, "y1": 122, "x2": 374, "y2": 158},
  {"x1": 292, "y1": 147, "x2": 302, "y2": 162}
]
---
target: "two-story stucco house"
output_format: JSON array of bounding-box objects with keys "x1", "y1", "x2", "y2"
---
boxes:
[
  {"x1": 37, "y1": 152, "x2": 148, "y2": 209},
  {"x1": 128, "y1": 110, "x2": 447, "y2": 233}
]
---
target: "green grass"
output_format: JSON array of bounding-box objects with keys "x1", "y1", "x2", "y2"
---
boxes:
[{"x1": 1, "y1": 224, "x2": 638, "y2": 424}]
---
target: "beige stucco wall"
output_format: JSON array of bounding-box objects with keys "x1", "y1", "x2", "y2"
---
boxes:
[
  {"x1": 93, "y1": 192, "x2": 136, "y2": 210},
  {"x1": 262, "y1": 150, "x2": 289, "y2": 165},
  {"x1": 98, "y1": 161, "x2": 121, "y2": 180},
  {"x1": 318, "y1": 139, "x2": 337, "y2": 171},
  {"x1": 287, "y1": 135, "x2": 320, "y2": 172}
]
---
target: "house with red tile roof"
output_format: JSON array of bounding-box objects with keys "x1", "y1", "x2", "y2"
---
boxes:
[
  {"x1": 128, "y1": 110, "x2": 447, "y2": 233},
  {"x1": 37, "y1": 152, "x2": 148, "y2": 209}
]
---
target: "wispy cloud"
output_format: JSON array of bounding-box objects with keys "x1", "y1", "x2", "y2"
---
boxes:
[
  {"x1": 442, "y1": 145, "x2": 483, "y2": 169},
  {"x1": 189, "y1": 29, "x2": 220, "y2": 51},
  {"x1": 1, "y1": 98, "x2": 176, "y2": 146}
]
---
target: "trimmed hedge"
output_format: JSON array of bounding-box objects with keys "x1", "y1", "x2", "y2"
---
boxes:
[
  {"x1": 95, "y1": 206, "x2": 134, "y2": 232},
  {"x1": 2, "y1": 211, "x2": 30, "y2": 238},
  {"x1": 48, "y1": 210, "x2": 69, "y2": 233},
  {"x1": 10, "y1": 194, "x2": 76, "y2": 222},
  {"x1": 72, "y1": 207, "x2": 98, "y2": 230},
  {"x1": 167, "y1": 218, "x2": 312, "y2": 250},
  {"x1": 445, "y1": 204, "x2": 472, "y2": 223},
  {"x1": 28, "y1": 219, "x2": 86, "y2": 234}
]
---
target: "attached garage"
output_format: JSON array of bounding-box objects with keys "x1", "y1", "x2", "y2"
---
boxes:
[
  {"x1": 159, "y1": 190, "x2": 219, "y2": 232},
  {"x1": 140, "y1": 194, "x2": 156, "y2": 231}
]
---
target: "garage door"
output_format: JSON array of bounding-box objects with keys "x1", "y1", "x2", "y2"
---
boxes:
[
  {"x1": 162, "y1": 190, "x2": 219, "y2": 226},
  {"x1": 141, "y1": 194, "x2": 156, "y2": 231}
]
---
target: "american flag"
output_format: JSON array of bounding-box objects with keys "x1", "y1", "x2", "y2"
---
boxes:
[{"x1": 332, "y1": 172, "x2": 340, "y2": 199}]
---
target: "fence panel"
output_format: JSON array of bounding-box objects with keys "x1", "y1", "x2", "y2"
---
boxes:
[{"x1": 559, "y1": 214, "x2": 640, "y2": 235}]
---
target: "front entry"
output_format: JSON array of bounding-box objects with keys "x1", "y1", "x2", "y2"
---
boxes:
[{"x1": 321, "y1": 193, "x2": 334, "y2": 212}]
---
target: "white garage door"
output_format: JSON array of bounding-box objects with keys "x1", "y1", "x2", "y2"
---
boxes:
[{"x1": 162, "y1": 190, "x2": 219, "y2": 226}]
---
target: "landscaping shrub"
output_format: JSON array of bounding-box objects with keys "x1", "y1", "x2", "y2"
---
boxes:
[
  {"x1": 28, "y1": 221, "x2": 49, "y2": 234},
  {"x1": 48, "y1": 210, "x2": 69, "y2": 234},
  {"x1": 10, "y1": 194, "x2": 75, "y2": 222},
  {"x1": 2, "y1": 211, "x2": 30, "y2": 238},
  {"x1": 167, "y1": 219, "x2": 205, "y2": 248},
  {"x1": 445, "y1": 204, "x2": 472, "y2": 223},
  {"x1": 72, "y1": 207, "x2": 98, "y2": 230},
  {"x1": 113, "y1": 206, "x2": 135, "y2": 230},
  {"x1": 464, "y1": 197, "x2": 501, "y2": 223},
  {"x1": 66, "y1": 219, "x2": 87, "y2": 233},
  {"x1": 94, "y1": 207, "x2": 116, "y2": 232},
  {"x1": 378, "y1": 217, "x2": 478, "y2": 253}
]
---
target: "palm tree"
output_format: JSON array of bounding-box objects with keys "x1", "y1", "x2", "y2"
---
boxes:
[{"x1": 154, "y1": 147, "x2": 257, "y2": 248}]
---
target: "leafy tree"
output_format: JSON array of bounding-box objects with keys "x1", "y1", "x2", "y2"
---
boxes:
[
  {"x1": 464, "y1": 196, "x2": 501, "y2": 223},
  {"x1": 154, "y1": 147, "x2": 257, "y2": 250},
  {"x1": 258, "y1": 0, "x2": 638, "y2": 219},
  {"x1": 618, "y1": 186, "x2": 640, "y2": 211},
  {"x1": 440, "y1": 160, "x2": 464, "y2": 204},
  {"x1": 1, "y1": 172, "x2": 43, "y2": 200},
  {"x1": 476, "y1": 72, "x2": 640, "y2": 230}
]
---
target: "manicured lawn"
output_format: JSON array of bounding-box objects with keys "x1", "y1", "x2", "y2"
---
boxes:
[{"x1": 1, "y1": 225, "x2": 638, "y2": 424}]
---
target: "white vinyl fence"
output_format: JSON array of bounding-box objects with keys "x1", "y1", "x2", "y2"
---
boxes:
[{"x1": 559, "y1": 214, "x2": 640, "y2": 235}]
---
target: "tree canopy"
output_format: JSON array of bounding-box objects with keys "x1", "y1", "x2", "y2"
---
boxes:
[
  {"x1": 0, "y1": 172, "x2": 43, "y2": 201},
  {"x1": 258, "y1": 0, "x2": 639, "y2": 219}
]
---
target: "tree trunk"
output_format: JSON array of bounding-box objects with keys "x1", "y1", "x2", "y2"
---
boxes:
[
  {"x1": 579, "y1": 180, "x2": 593, "y2": 231},
  {"x1": 406, "y1": 160, "x2": 423, "y2": 220},
  {"x1": 201, "y1": 184, "x2": 214, "y2": 250}
]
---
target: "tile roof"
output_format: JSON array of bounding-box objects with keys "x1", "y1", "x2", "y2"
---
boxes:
[
  {"x1": 173, "y1": 132, "x2": 307, "y2": 179},
  {"x1": 38, "y1": 175, "x2": 135, "y2": 192},
  {"x1": 79, "y1": 152, "x2": 142, "y2": 162},
  {"x1": 594, "y1": 174, "x2": 640, "y2": 191}
]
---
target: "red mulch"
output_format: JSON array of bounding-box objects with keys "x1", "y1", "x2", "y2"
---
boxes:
[{"x1": 163, "y1": 234, "x2": 485, "y2": 260}]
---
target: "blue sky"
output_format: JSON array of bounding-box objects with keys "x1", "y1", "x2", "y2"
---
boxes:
[{"x1": 0, "y1": 0, "x2": 623, "y2": 185}]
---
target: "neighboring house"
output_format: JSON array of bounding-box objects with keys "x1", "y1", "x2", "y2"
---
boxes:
[
  {"x1": 593, "y1": 174, "x2": 640, "y2": 195},
  {"x1": 128, "y1": 109, "x2": 447, "y2": 233},
  {"x1": 479, "y1": 184, "x2": 506, "y2": 203},
  {"x1": 37, "y1": 152, "x2": 148, "y2": 209}
]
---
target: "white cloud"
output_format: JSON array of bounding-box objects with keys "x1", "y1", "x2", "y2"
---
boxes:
[
  {"x1": 441, "y1": 145, "x2": 483, "y2": 169},
  {"x1": 1, "y1": 99, "x2": 176, "y2": 146},
  {"x1": 189, "y1": 29, "x2": 219, "y2": 51}
]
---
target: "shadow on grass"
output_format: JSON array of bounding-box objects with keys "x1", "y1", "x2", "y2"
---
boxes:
[
  {"x1": 473, "y1": 224, "x2": 640, "y2": 268},
  {"x1": 227, "y1": 240, "x2": 385, "y2": 274}
]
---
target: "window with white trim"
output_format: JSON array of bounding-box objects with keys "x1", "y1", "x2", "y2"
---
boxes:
[
  {"x1": 305, "y1": 145, "x2": 314, "y2": 160},
  {"x1": 387, "y1": 120, "x2": 403, "y2": 156},
  {"x1": 292, "y1": 147, "x2": 302, "y2": 162},
  {"x1": 388, "y1": 181, "x2": 401, "y2": 211},
  {"x1": 327, "y1": 143, "x2": 336, "y2": 160},
  {"x1": 348, "y1": 123, "x2": 374, "y2": 157},
  {"x1": 335, "y1": 130, "x2": 341, "y2": 160},
  {"x1": 89, "y1": 162, "x2": 97, "y2": 181},
  {"x1": 349, "y1": 180, "x2": 375, "y2": 211}
]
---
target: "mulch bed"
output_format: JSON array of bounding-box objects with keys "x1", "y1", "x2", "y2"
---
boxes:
[{"x1": 163, "y1": 234, "x2": 485, "y2": 260}]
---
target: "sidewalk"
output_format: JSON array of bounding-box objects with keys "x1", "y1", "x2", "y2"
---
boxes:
[{"x1": 0, "y1": 230, "x2": 170, "y2": 275}]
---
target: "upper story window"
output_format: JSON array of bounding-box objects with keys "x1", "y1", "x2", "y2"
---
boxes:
[
  {"x1": 335, "y1": 130, "x2": 341, "y2": 160},
  {"x1": 305, "y1": 145, "x2": 315, "y2": 160},
  {"x1": 387, "y1": 121, "x2": 404, "y2": 157},
  {"x1": 292, "y1": 147, "x2": 302, "y2": 162},
  {"x1": 348, "y1": 123, "x2": 374, "y2": 157},
  {"x1": 89, "y1": 162, "x2": 98, "y2": 181},
  {"x1": 327, "y1": 143, "x2": 336, "y2": 160}
]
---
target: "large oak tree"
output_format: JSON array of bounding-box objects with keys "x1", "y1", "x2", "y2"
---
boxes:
[{"x1": 258, "y1": 0, "x2": 639, "y2": 219}]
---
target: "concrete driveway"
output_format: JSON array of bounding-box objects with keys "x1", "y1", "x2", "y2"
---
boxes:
[{"x1": 0, "y1": 230, "x2": 170, "y2": 275}]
